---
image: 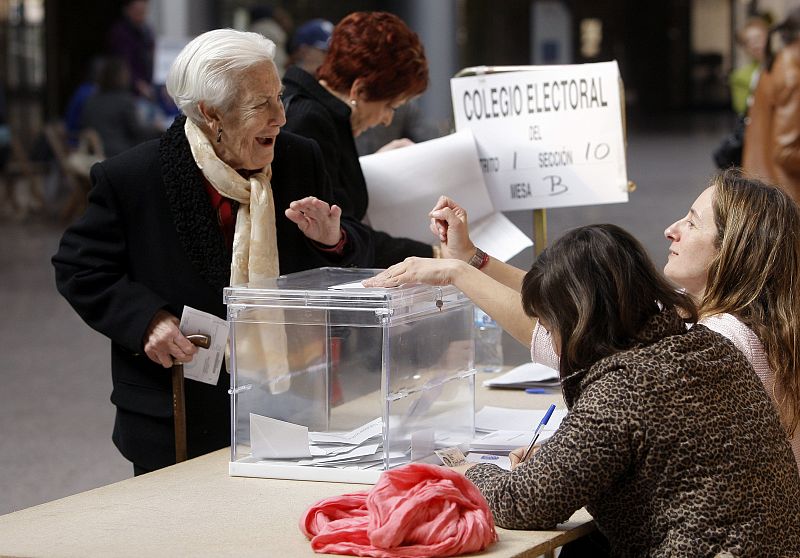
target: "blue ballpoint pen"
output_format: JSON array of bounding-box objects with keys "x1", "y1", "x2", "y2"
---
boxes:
[{"x1": 521, "y1": 403, "x2": 556, "y2": 462}]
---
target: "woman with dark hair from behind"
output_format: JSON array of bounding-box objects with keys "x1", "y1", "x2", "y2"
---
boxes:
[
  {"x1": 282, "y1": 11, "x2": 434, "y2": 267},
  {"x1": 468, "y1": 225, "x2": 800, "y2": 555}
]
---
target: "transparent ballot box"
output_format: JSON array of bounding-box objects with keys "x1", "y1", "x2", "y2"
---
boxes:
[{"x1": 224, "y1": 267, "x2": 476, "y2": 483}]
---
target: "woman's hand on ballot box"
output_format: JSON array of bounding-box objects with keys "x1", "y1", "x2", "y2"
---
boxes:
[
  {"x1": 143, "y1": 309, "x2": 198, "y2": 368},
  {"x1": 363, "y1": 257, "x2": 467, "y2": 288}
]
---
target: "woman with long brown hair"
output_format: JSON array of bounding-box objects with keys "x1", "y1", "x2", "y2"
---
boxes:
[{"x1": 665, "y1": 169, "x2": 800, "y2": 466}]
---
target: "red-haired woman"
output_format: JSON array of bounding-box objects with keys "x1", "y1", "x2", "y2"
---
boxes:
[{"x1": 283, "y1": 11, "x2": 432, "y2": 267}]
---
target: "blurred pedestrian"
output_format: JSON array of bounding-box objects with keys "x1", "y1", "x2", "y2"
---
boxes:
[
  {"x1": 81, "y1": 57, "x2": 160, "y2": 157},
  {"x1": 730, "y1": 16, "x2": 769, "y2": 116},
  {"x1": 743, "y1": 8, "x2": 800, "y2": 201},
  {"x1": 286, "y1": 18, "x2": 333, "y2": 75},
  {"x1": 107, "y1": 0, "x2": 155, "y2": 100},
  {"x1": 249, "y1": 6, "x2": 289, "y2": 76}
]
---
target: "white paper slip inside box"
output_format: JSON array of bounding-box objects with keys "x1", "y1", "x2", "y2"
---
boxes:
[
  {"x1": 250, "y1": 414, "x2": 312, "y2": 459},
  {"x1": 482, "y1": 362, "x2": 560, "y2": 389},
  {"x1": 309, "y1": 417, "x2": 383, "y2": 446},
  {"x1": 475, "y1": 406, "x2": 568, "y2": 433}
]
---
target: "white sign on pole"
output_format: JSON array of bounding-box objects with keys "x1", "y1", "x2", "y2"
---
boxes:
[{"x1": 450, "y1": 61, "x2": 628, "y2": 212}]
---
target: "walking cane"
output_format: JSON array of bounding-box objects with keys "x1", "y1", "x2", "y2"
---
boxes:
[{"x1": 172, "y1": 334, "x2": 211, "y2": 463}]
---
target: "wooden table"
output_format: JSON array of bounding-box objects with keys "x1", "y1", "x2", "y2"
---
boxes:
[
  {"x1": 0, "y1": 448, "x2": 593, "y2": 557},
  {"x1": 0, "y1": 377, "x2": 595, "y2": 557}
]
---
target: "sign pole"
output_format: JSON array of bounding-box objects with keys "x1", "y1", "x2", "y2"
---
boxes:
[{"x1": 533, "y1": 208, "x2": 547, "y2": 257}]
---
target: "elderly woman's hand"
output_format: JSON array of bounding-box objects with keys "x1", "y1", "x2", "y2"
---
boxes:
[
  {"x1": 362, "y1": 256, "x2": 466, "y2": 288},
  {"x1": 285, "y1": 197, "x2": 343, "y2": 246},
  {"x1": 143, "y1": 309, "x2": 199, "y2": 368},
  {"x1": 429, "y1": 196, "x2": 476, "y2": 261}
]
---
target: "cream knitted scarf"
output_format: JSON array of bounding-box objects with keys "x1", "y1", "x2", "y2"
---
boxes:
[{"x1": 185, "y1": 118, "x2": 290, "y2": 393}]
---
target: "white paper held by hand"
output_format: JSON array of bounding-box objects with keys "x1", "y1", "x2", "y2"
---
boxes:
[{"x1": 179, "y1": 306, "x2": 230, "y2": 386}]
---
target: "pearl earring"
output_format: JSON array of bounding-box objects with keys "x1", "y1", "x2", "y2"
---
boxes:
[
  {"x1": 349, "y1": 99, "x2": 357, "y2": 107},
  {"x1": 216, "y1": 128, "x2": 222, "y2": 143}
]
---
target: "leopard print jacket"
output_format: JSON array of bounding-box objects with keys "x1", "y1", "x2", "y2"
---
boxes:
[{"x1": 466, "y1": 308, "x2": 800, "y2": 557}]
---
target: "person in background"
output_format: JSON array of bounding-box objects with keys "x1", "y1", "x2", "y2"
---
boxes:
[
  {"x1": 81, "y1": 57, "x2": 160, "y2": 157},
  {"x1": 282, "y1": 11, "x2": 434, "y2": 268},
  {"x1": 286, "y1": 18, "x2": 333, "y2": 76},
  {"x1": 107, "y1": 0, "x2": 155, "y2": 100},
  {"x1": 365, "y1": 170, "x2": 800, "y2": 470},
  {"x1": 729, "y1": 16, "x2": 769, "y2": 116},
  {"x1": 743, "y1": 7, "x2": 800, "y2": 202},
  {"x1": 0, "y1": 87, "x2": 9, "y2": 172},
  {"x1": 64, "y1": 57, "x2": 103, "y2": 146},
  {"x1": 461, "y1": 224, "x2": 800, "y2": 555},
  {"x1": 53, "y1": 29, "x2": 372, "y2": 475},
  {"x1": 249, "y1": 6, "x2": 289, "y2": 77}
]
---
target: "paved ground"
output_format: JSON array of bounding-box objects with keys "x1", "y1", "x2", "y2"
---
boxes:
[{"x1": 0, "y1": 111, "x2": 726, "y2": 514}]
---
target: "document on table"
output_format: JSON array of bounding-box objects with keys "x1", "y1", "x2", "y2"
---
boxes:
[
  {"x1": 179, "y1": 306, "x2": 229, "y2": 385},
  {"x1": 360, "y1": 130, "x2": 532, "y2": 261},
  {"x1": 475, "y1": 405, "x2": 567, "y2": 433},
  {"x1": 482, "y1": 362, "x2": 560, "y2": 389},
  {"x1": 470, "y1": 429, "x2": 557, "y2": 453},
  {"x1": 466, "y1": 452, "x2": 512, "y2": 471}
]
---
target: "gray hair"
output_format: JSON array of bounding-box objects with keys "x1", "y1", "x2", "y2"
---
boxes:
[{"x1": 166, "y1": 28, "x2": 276, "y2": 123}]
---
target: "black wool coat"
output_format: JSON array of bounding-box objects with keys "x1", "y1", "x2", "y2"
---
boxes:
[
  {"x1": 282, "y1": 66, "x2": 434, "y2": 268},
  {"x1": 53, "y1": 116, "x2": 373, "y2": 470}
]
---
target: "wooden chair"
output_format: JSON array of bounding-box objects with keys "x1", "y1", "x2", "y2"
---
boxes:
[
  {"x1": 43, "y1": 122, "x2": 104, "y2": 223},
  {"x1": 0, "y1": 135, "x2": 45, "y2": 216}
]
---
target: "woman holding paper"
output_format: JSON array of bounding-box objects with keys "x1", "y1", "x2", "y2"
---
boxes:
[
  {"x1": 53, "y1": 29, "x2": 371, "y2": 475},
  {"x1": 457, "y1": 224, "x2": 800, "y2": 554},
  {"x1": 364, "y1": 170, "x2": 800, "y2": 469},
  {"x1": 282, "y1": 11, "x2": 436, "y2": 267}
]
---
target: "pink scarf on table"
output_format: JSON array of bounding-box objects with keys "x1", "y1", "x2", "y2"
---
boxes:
[{"x1": 300, "y1": 463, "x2": 497, "y2": 557}]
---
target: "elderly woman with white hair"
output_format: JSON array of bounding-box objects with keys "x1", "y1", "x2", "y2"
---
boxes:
[{"x1": 53, "y1": 29, "x2": 372, "y2": 475}]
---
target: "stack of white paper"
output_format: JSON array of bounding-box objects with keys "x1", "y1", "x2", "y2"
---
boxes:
[
  {"x1": 482, "y1": 362, "x2": 560, "y2": 389},
  {"x1": 250, "y1": 415, "x2": 410, "y2": 470},
  {"x1": 469, "y1": 405, "x2": 567, "y2": 454}
]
